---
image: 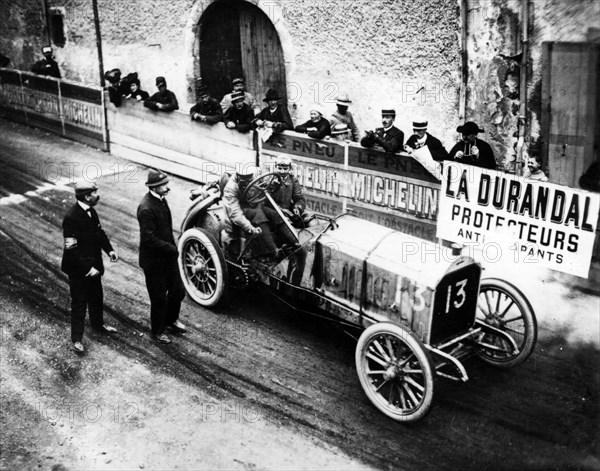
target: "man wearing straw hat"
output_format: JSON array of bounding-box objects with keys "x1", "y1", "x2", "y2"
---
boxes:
[
  {"x1": 404, "y1": 119, "x2": 448, "y2": 162},
  {"x1": 329, "y1": 93, "x2": 359, "y2": 142}
]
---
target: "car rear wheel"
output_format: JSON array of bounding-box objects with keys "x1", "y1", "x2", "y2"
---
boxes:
[
  {"x1": 178, "y1": 228, "x2": 228, "y2": 307},
  {"x1": 355, "y1": 323, "x2": 435, "y2": 423},
  {"x1": 475, "y1": 278, "x2": 537, "y2": 368}
]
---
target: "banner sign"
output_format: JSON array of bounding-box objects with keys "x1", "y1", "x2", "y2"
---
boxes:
[
  {"x1": 437, "y1": 162, "x2": 600, "y2": 278},
  {"x1": 261, "y1": 132, "x2": 441, "y2": 241},
  {"x1": 0, "y1": 68, "x2": 106, "y2": 149}
]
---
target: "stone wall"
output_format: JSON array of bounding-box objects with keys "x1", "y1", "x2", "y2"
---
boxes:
[{"x1": 465, "y1": 0, "x2": 600, "y2": 166}]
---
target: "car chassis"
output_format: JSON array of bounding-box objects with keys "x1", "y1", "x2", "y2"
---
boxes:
[{"x1": 177, "y1": 172, "x2": 537, "y2": 422}]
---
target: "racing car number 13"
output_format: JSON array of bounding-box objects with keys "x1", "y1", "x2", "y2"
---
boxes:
[{"x1": 444, "y1": 278, "x2": 468, "y2": 314}]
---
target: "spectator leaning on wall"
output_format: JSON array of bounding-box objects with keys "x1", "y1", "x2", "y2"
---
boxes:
[
  {"x1": 144, "y1": 76, "x2": 179, "y2": 112},
  {"x1": 329, "y1": 93, "x2": 359, "y2": 142},
  {"x1": 447, "y1": 121, "x2": 496, "y2": 170},
  {"x1": 295, "y1": 104, "x2": 331, "y2": 140},
  {"x1": 190, "y1": 85, "x2": 223, "y2": 124},
  {"x1": 253, "y1": 89, "x2": 294, "y2": 133},
  {"x1": 361, "y1": 109, "x2": 404, "y2": 153},
  {"x1": 220, "y1": 77, "x2": 259, "y2": 114},
  {"x1": 404, "y1": 119, "x2": 448, "y2": 162},
  {"x1": 31, "y1": 46, "x2": 61, "y2": 79},
  {"x1": 223, "y1": 91, "x2": 254, "y2": 133}
]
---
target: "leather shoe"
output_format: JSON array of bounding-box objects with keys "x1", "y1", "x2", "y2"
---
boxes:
[
  {"x1": 72, "y1": 342, "x2": 85, "y2": 353},
  {"x1": 99, "y1": 325, "x2": 117, "y2": 333},
  {"x1": 169, "y1": 320, "x2": 187, "y2": 333},
  {"x1": 153, "y1": 333, "x2": 172, "y2": 344}
]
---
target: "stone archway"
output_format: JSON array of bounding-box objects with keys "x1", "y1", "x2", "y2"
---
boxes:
[{"x1": 183, "y1": 0, "x2": 295, "y2": 104}]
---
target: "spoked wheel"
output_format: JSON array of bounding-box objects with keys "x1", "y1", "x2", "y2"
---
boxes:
[
  {"x1": 475, "y1": 278, "x2": 537, "y2": 368},
  {"x1": 178, "y1": 228, "x2": 228, "y2": 307},
  {"x1": 355, "y1": 323, "x2": 435, "y2": 423},
  {"x1": 243, "y1": 172, "x2": 282, "y2": 205}
]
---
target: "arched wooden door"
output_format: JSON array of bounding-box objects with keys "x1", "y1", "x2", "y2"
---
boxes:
[{"x1": 198, "y1": 0, "x2": 286, "y2": 105}]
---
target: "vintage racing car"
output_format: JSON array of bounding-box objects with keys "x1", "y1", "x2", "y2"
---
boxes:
[{"x1": 177, "y1": 172, "x2": 538, "y2": 422}]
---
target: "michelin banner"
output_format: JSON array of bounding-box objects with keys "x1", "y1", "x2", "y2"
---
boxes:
[{"x1": 437, "y1": 162, "x2": 600, "y2": 278}]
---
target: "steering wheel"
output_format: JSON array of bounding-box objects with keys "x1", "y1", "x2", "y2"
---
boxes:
[{"x1": 243, "y1": 172, "x2": 282, "y2": 205}]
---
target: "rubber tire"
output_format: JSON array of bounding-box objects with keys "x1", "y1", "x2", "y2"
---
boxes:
[
  {"x1": 476, "y1": 278, "x2": 537, "y2": 369},
  {"x1": 355, "y1": 322, "x2": 435, "y2": 423},
  {"x1": 178, "y1": 228, "x2": 228, "y2": 307}
]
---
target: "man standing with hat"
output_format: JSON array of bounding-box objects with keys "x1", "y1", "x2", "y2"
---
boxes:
[
  {"x1": 144, "y1": 76, "x2": 179, "y2": 112},
  {"x1": 361, "y1": 109, "x2": 404, "y2": 153},
  {"x1": 404, "y1": 119, "x2": 448, "y2": 162},
  {"x1": 137, "y1": 169, "x2": 186, "y2": 344},
  {"x1": 448, "y1": 121, "x2": 496, "y2": 169},
  {"x1": 223, "y1": 91, "x2": 255, "y2": 132},
  {"x1": 252, "y1": 89, "x2": 293, "y2": 133},
  {"x1": 329, "y1": 93, "x2": 359, "y2": 142},
  {"x1": 220, "y1": 77, "x2": 259, "y2": 114},
  {"x1": 61, "y1": 181, "x2": 118, "y2": 353},
  {"x1": 190, "y1": 85, "x2": 223, "y2": 124},
  {"x1": 31, "y1": 46, "x2": 61, "y2": 79}
]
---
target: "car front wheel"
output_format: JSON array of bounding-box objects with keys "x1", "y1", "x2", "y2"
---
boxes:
[
  {"x1": 355, "y1": 322, "x2": 435, "y2": 423},
  {"x1": 178, "y1": 228, "x2": 228, "y2": 307}
]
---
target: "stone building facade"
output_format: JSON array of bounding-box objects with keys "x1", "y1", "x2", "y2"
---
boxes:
[{"x1": 0, "y1": 0, "x2": 598, "y2": 179}]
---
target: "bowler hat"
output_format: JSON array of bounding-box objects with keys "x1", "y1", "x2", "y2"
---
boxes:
[
  {"x1": 263, "y1": 89, "x2": 282, "y2": 102},
  {"x1": 155, "y1": 76, "x2": 167, "y2": 87},
  {"x1": 231, "y1": 91, "x2": 245, "y2": 103},
  {"x1": 381, "y1": 109, "x2": 396, "y2": 117},
  {"x1": 336, "y1": 93, "x2": 352, "y2": 106},
  {"x1": 74, "y1": 181, "x2": 98, "y2": 196},
  {"x1": 457, "y1": 121, "x2": 484, "y2": 134},
  {"x1": 197, "y1": 85, "x2": 209, "y2": 97},
  {"x1": 145, "y1": 168, "x2": 169, "y2": 187}
]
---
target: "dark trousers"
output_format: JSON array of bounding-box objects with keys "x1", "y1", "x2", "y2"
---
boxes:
[
  {"x1": 143, "y1": 260, "x2": 186, "y2": 336},
  {"x1": 69, "y1": 275, "x2": 104, "y2": 342},
  {"x1": 243, "y1": 206, "x2": 297, "y2": 256}
]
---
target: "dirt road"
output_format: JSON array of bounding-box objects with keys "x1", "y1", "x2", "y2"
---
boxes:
[{"x1": 1, "y1": 119, "x2": 598, "y2": 470}]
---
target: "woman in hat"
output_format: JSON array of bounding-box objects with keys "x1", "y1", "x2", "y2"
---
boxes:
[
  {"x1": 125, "y1": 78, "x2": 150, "y2": 101},
  {"x1": 252, "y1": 89, "x2": 293, "y2": 133},
  {"x1": 295, "y1": 105, "x2": 331, "y2": 139},
  {"x1": 448, "y1": 121, "x2": 496, "y2": 169}
]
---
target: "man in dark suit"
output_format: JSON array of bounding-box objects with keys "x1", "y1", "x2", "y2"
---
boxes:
[
  {"x1": 447, "y1": 121, "x2": 497, "y2": 170},
  {"x1": 144, "y1": 76, "x2": 179, "y2": 112},
  {"x1": 252, "y1": 89, "x2": 294, "y2": 133},
  {"x1": 61, "y1": 181, "x2": 118, "y2": 353},
  {"x1": 404, "y1": 119, "x2": 448, "y2": 161},
  {"x1": 31, "y1": 46, "x2": 61, "y2": 79},
  {"x1": 361, "y1": 109, "x2": 404, "y2": 153},
  {"x1": 137, "y1": 169, "x2": 186, "y2": 344}
]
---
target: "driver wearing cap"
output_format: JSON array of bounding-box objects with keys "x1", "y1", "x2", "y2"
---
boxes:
[
  {"x1": 269, "y1": 156, "x2": 307, "y2": 222},
  {"x1": 222, "y1": 166, "x2": 296, "y2": 262}
]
